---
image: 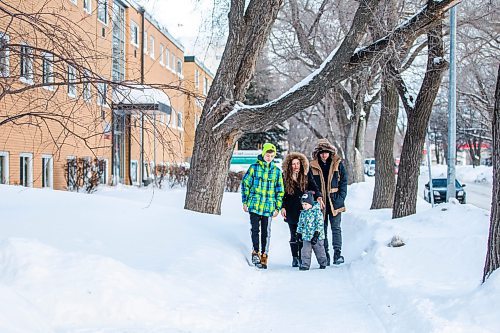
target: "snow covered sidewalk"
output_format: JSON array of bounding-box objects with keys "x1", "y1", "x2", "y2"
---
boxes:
[{"x1": 0, "y1": 181, "x2": 499, "y2": 332}]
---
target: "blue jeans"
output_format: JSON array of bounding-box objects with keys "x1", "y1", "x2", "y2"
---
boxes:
[{"x1": 323, "y1": 213, "x2": 342, "y2": 255}]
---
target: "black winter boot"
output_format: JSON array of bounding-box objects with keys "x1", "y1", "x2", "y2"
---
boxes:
[
  {"x1": 325, "y1": 252, "x2": 331, "y2": 266},
  {"x1": 333, "y1": 250, "x2": 344, "y2": 265},
  {"x1": 292, "y1": 257, "x2": 300, "y2": 267}
]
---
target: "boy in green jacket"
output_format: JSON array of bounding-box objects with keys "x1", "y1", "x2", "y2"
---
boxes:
[{"x1": 241, "y1": 142, "x2": 285, "y2": 269}]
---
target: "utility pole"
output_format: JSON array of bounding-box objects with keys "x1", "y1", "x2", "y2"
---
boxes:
[
  {"x1": 447, "y1": 6, "x2": 457, "y2": 202},
  {"x1": 426, "y1": 127, "x2": 435, "y2": 207}
]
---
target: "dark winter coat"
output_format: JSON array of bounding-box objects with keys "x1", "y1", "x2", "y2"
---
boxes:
[
  {"x1": 309, "y1": 140, "x2": 348, "y2": 215},
  {"x1": 282, "y1": 152, "x2": 322, "y2": 224}
]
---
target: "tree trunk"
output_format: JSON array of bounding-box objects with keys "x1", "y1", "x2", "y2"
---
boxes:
[
  {"x1": 345, "y1": 118, "x2": 363, "y2": 184},
  {"x1": 355, "y1": 117, "x2": 367, "y2": 182},
  {"x1": 371, "y1": 70, "x2": 399, "y2": 209},
  {"x1": 434, "y1": 135, "x2": 440, "y2": 164},
  {"x1": 393, "y1": 20, "x2": 448, "y2": 219},
  {"x1": 184, "y1": 116, "x2": 238, "y2": 214},
  {"x1": 483, "y1": 64, "x2": 500, "y2": 282}
]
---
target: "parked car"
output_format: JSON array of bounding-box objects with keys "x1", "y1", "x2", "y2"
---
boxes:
[
  {"x1": 364, "y1": 158, "x2": 376, "y2": 176},
  {"x1": 424, "y1": 178, "x2": 467, "y2": 204}
]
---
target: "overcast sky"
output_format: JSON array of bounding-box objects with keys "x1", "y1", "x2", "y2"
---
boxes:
[{"x1": 136, "y1": 0, "x2": 225, "y2": 72}]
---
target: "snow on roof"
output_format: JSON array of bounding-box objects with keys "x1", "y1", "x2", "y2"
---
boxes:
[{"x1": 112, "y1": 85, "x2": 172, "y2": 114}]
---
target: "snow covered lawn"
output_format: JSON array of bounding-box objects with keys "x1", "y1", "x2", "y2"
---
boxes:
[{"x1": 0, "y1": 180, "x2": 499, "y2": 332}]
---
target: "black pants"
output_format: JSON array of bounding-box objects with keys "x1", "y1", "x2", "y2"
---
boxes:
[
  {"x1": 287, "y1": 223, "x2": 303, "y2": 258},
  {"x1": 250, "y1": 213, "x2": 271, "y2": 254}
]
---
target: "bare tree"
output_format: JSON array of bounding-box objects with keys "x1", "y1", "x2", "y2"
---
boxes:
[
  {"x1": 370, "y1": 0, "x2": 401, "y2": 209},
  {"x1": 393, "y1": 14, "x2": 448, "y2": 219},
  {"x1": 185, "y1": 0, "x2": 460, "y2": 215},
  {"x1": 273, "y1": 0, "x2": 379, "y2": 183},
  {"x1": 483, "y1": 64, "x2": 500, "y2": 283}
]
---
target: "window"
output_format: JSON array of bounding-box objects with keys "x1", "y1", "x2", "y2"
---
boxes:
[
  {"x1": 0, "y1": 152, "x2": 9, "y2": 184},
  {"x1": 19, "y1": 153, "x2": 33, "y2": 187},
  {"x1": 176, "y1": 58, "x2": 182, "y2": 76},
  {"x1": 195, "y1": 69, "x2": 199, "y2": 88},
  {"x1": 165, "y1": 48, "x2": 170, "y2": 68},
  {"x1": 42, "y1": 155, "x2": 53, "y2": 188},
  {"x1": 20, "y1": 44, "x2": 33, "y2": 83},
  {"x1": 177, "y1": 111, "x2": 183, "y2": 129},
  {"x1": 0, "y1": 33, "x2": 10, "y2": 77},
  {"x1": 149, "y1": 36, "x2": 155, "y2": 58},
  {"x1": 166, "y1": 112, "x2": 171, "y2": 126},
  {"x1": 203, "y1": 77, "x2": 209, "y2": 95},
  {"x1": 97, "y1": 0, "x2": 108, "y2": 24},
  {"x1": 130, "y1": 160, "x2": 138, "y2": 184},
  {"x1": 42, "y1": 52, "x2": 54, "y2": 87},
  {"x1": 67, "y1": 157, "x2": 77, "y2": 191},
  {"x1": 83, "y1": 70, "x2": 91, "y2": 102},
  {"x1": 130, "y1": 21, "x2": 139, "y2": 46},
  {"x1": 159, "y1": 44, "x2": 164, "y2": 65},
  {"x1": 83, "y1": 0, "x2": 91, "y2": 13},
  {"x1": 99, "y1": 159, "x2": 108, "y2": 184},
  {"x1": 143, "y1": 32, "x2": 148, "y2": 54},
  {"x1": 143, "y1": 162, "x2": 150, "y2": 180},
  {"x1": 97, "y1": 82, "x2": 107, "y2": 107},
  {"x1": 67, "y1": 64, "x2": 77, "y2": 97}
]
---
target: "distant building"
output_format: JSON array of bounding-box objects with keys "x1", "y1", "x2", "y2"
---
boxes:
[{"x1": 0, "y1": 0, "x2": 214, "y2": 189}]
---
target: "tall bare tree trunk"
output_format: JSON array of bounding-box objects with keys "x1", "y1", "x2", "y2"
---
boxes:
[
  {"x1": 371, "y1": 70, "x2": 399, "y2": 209},
  {"x1": 483, "y1": 64, "x2": 500, "y2": 282},
  {"x1": 393, "y1": 19, "x2": 448, "y2": 219}
]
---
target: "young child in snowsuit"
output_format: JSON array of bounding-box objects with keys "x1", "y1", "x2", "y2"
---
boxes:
[
  {"x1": 241, "y1": 142, "x2": 285, "y2": 269},
  {"x1": 297, "y1": 191, "x2": 328, "y2": 270}
]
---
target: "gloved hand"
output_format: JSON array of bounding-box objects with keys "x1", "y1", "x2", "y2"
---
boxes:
[
  {"x1": 311, "y1": 231, "x2": 320, "y2": 245},
  {"x1": 297, "y1": 233, "x2": 302, "y2": 242}
]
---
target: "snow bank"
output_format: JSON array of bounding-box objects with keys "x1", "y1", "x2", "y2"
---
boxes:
[{"x1": 345, "y1": 181, "x2": 497, "y2": 332}]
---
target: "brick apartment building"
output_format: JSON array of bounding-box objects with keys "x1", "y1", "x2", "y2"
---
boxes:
[{"x1": 0, "y1": 0, "x2": 214, "y2": 190}]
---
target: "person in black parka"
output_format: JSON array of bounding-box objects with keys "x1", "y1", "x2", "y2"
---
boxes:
[{"x1": 281, "y1": 152, "x2": 324, "y2": 267}]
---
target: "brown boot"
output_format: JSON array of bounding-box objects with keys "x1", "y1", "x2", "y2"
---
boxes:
[{"x1": 260, "y1": 253, "x2": 268, "y2": 269}]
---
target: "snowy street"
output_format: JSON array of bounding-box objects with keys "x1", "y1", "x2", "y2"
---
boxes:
[
  {"x1": 418, "y1": 165, "x2": 493, "y2": 210},
  {"x1": 463, "y1": 182, "x2": 493, "y2": 210}
]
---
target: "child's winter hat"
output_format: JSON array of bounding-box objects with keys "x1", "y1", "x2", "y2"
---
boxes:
[
  {"x1": 262, "y1": 142, "x2": 277, "y2": 156},
  {"x1": 301, "y1": 191, "x2": 315, "y2": 206}
]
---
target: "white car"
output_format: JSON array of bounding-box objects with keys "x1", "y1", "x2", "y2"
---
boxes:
[{"x1": 364, "y1": 158, "x2": 376, "y2": 176}]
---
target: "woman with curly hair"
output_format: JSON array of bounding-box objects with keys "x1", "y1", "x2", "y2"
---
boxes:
[{"x1": 281, "y1": 152, "x2": 323, "y2": 267}]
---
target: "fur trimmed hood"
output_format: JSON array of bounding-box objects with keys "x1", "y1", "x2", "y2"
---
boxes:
[
  {"x1": 311, "y1": 139, "x2": 337, "y2": 160},
  {"x1": 283, "y1": 152, "x2": 310, "y2": 175}
]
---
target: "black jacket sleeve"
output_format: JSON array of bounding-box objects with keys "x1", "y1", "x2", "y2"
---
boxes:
[
  {"x1": 338, "y1": 162, "x2": 348, "y2": 199},
  {"x1": 307, "y1": 171, "x2": 323, "y2": 199}
]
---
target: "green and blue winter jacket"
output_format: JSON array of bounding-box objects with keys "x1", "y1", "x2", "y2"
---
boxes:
[
  {"x1": 297, "y1": 202, "x2": 325, "y2": 241},
  {"x1": 241, "y1": 155, "x2": 285, "y2": 217}
]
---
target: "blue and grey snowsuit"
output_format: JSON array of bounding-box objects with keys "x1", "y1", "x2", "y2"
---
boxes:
[{"x1": 297, "y1": 202, "x2": 328, "y2": 268}]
